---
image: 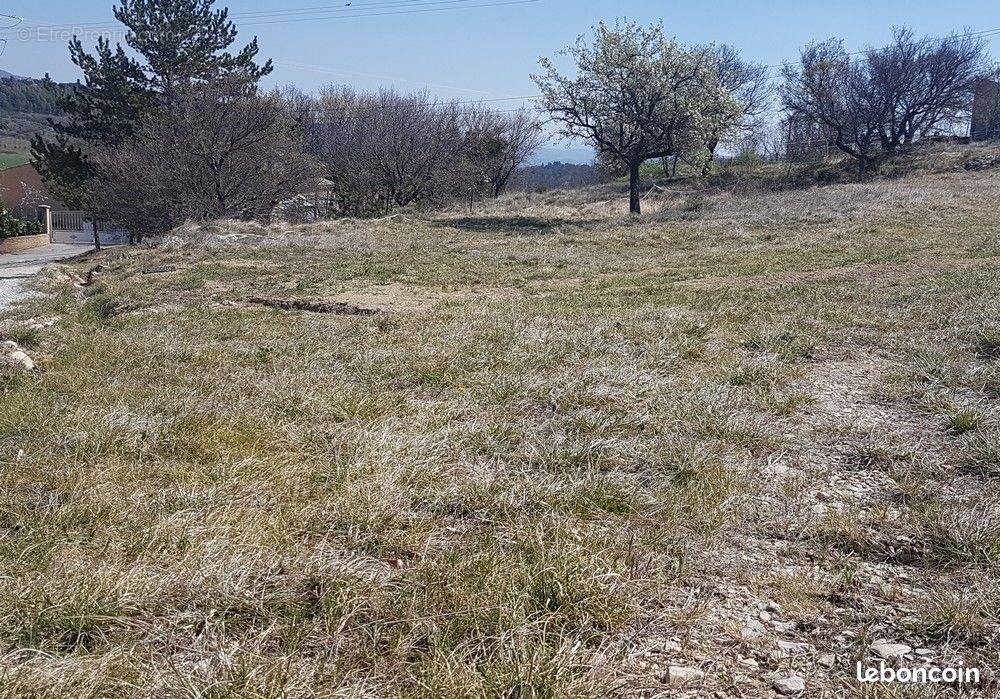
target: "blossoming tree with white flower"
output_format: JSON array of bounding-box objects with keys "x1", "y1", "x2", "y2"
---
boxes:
[{"x1": 534, "y1": 20, "x2": 742, "y2": 214}]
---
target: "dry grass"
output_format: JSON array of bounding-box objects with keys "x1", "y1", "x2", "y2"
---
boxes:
[{"x1": 1, "y1": 158, "x2": 1000, "y2": 696}]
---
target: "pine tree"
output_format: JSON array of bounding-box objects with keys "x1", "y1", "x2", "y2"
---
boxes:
[{"x1": 31, "y1": 0, "x2": 272, "y2": 207}]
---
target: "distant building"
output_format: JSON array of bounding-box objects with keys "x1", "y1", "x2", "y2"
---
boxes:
[
  {"x1": 0, "y1": 162, "x2": 66, "y2": 218},
  {"x1": 971, "y1": 78, "x2": 1000, "y2": 141}
]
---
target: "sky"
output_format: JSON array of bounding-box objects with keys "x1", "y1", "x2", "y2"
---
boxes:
[{"x1": 2, "y1": 0, "x2": 999, "y2": 161}]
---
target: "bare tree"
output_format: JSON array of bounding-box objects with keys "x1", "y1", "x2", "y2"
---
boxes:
[
  {"x1": 533, "y1": 20, "x2": 740, "y2": 214},
  {"x1": 90, "y1": 81, "x2": 317, "y2": 240},
  {"x1": 307, "y1": 87, "x2": 465, "y2": 216},
  {"x1": 866, "y1": 28, "x2": 987, "y2": 151},
  {"x1": 783, "y1": 40, "x2": 889, "y2": 179},
  {"x1": 783, "y1": 28, "x2": 989, "y2": 177},
  {"x1": 302, "y1": 87, "x2": 383, "y2": 217},
  {"x1": 461, "y1": 107, "x2": 543, "y2": 198}
]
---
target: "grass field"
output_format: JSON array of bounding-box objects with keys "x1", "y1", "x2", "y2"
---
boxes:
[
  {"x1": 0, "y1": 152, "x2": 29, "y2": 170},
  {"x1": 1, "y1": 160, "x2": 999, "y2": 696}
]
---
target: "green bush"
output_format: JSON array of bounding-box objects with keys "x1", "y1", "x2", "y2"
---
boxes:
[{"x1": 0, "y1": 203, "x2": 41, "y2": 238}]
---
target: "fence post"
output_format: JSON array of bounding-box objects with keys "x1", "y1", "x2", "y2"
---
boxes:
[{"x1": 37, "y1": 205, "x2": 52, "y2": 241}]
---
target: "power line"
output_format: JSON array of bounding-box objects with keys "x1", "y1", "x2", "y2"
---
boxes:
[
  {"x1": 243, "y1": 0, "x2": 539, "y2": 27},
  {"x1": 298, "y1": 22, "x2": 1000, "y2": 115},
  {"x1": 9, "y1": 0, "x2": 539, "y2": 33},
  {"x1": 277, "y1": 58, "x2": 496, "y2": 95},
  {"x1": 5, "y1": 14, "x2": 997, "y2": 123},
  {"x1": 759, "y1": 25, "x2": 1000, "y2": 73},
  {"x1": 16, "y1": 0, "x2": 484, "y2": 28},
  {"x1": 0, "y1": 12, "x2": 21, "y2": 57},
  {"x1": 217, "y1": 0, "x2": 484, "y2": 22}
]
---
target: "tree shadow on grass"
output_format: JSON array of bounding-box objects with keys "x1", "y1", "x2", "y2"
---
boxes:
[{"x1": 433, "y1": 215, "x2": 599, "y2": 235}]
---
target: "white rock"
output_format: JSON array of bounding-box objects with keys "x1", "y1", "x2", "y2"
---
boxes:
[
  {"x1": 914, "y1": 648, "x2": 935, "y2": 657},
  {"x1": 3, "y1": 343, "x2": 35, "y2": 371},
  {"x1": 777, "y1": 640, "x2": 813, "y2": 656},
  {"x1": 871, "y1": 641, "x2": 911, "y2": 659},
  {"x1": 11, "y1": 351, "x2": 34, "y2": 370},
  {"x1": 772, "y1": 676, "x2": 806, "y2": 695},
  {"x1": 763, "y1": 461, "x2": 795, "y2": 477},
  {"x1": 665, "y1": 666, "x2": 704, "y2": 685},
  {"x1": 23, "y1": 317, "x2": 56, "y2": 330},
  {"x1": 818, "y1": 653, "x2": 836, "y2": 668},
  {"x1": 741, "y1": 619, "x2": 766, "y2": 639}
]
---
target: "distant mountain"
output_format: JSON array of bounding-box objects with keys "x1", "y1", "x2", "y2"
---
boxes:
[
  {"x1": 0, "y1": 70, "x2": 30, "y2": 81},
  {"x1": 0, "y1": 77, "x2": 68, "y2": 115},
  {"x1": 0, "y1": 76, "x2": 67, "y2": 165},
  {"x1": 513, "y1": 161, "x2": 601, "y2": 191},
  {"x1": 531, "y1": 145, "x2": 594, "y2": 166}
]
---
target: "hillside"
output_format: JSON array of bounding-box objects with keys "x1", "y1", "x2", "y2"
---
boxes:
[
  {"x1": 0, "y1": 78, "x2": 68, "y2": 168},
  {"x1": 0, "y1": 78, "x2": 64, "y2": 115},
  {"x1": 1, "y1": 165, "x2": 1000, "y2": 695},
  {"x1": 513, "y1": 160, "x2": 601, "y2": 191}
]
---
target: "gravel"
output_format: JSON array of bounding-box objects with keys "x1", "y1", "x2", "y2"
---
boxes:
[{"x1": 0, "y1": 244, "x2": 84, "y2": 311}]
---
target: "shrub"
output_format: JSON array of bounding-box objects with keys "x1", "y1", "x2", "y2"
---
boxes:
[{"x1": 0, "y1": 203, "x2": 41, "y2": 238}]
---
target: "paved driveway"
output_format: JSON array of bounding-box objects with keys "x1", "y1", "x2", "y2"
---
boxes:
[{"x1": 0, "y1": 243, "x2": 88, "y2": 311}]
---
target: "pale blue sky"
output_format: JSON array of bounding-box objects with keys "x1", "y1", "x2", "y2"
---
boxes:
[{"x1": 2, "y1": 0, "x2": 999, "y2": 160}]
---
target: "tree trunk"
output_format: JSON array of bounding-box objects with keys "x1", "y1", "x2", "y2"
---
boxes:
[
  {"x1": 628, "y1": 160, "x2": 641, "y2": 215},
  {"x1": 702, "y1": 143, "x2": 718, "y2": 178}
]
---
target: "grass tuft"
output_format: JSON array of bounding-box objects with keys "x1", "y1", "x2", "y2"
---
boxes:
[
  {"x1": 79, "y1": 293, "x2": 120, "y2": 322},
  {"x1": 947, "y1": 409, "x2": 982, "y2": 435}
]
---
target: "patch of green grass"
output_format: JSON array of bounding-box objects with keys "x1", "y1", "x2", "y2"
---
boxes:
[
  {"x1": 79, "y1": 293, "x2": 119, "y2": 322},
  {"x1": 972, "y1": 327, "x2": 1000, "y2": 359},
  {"x1": 5, "y1": 325, "x2": 41, "y2": 348},
  {"x1": 919, "y1": 505, "x2": 1000, "y2": 568},
  {"x1": 960, "y1": 433, "x2": 1000, "y2": 478},
  {"x1": 947, "y1": 409, "x2": 982, "y2": 435},
  {"x1": 912, "y1": 583, "x2": 1000, "y2": 644},
  {"x1": 0, "y1": 151, "x2": 30, "y2": 169}
]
